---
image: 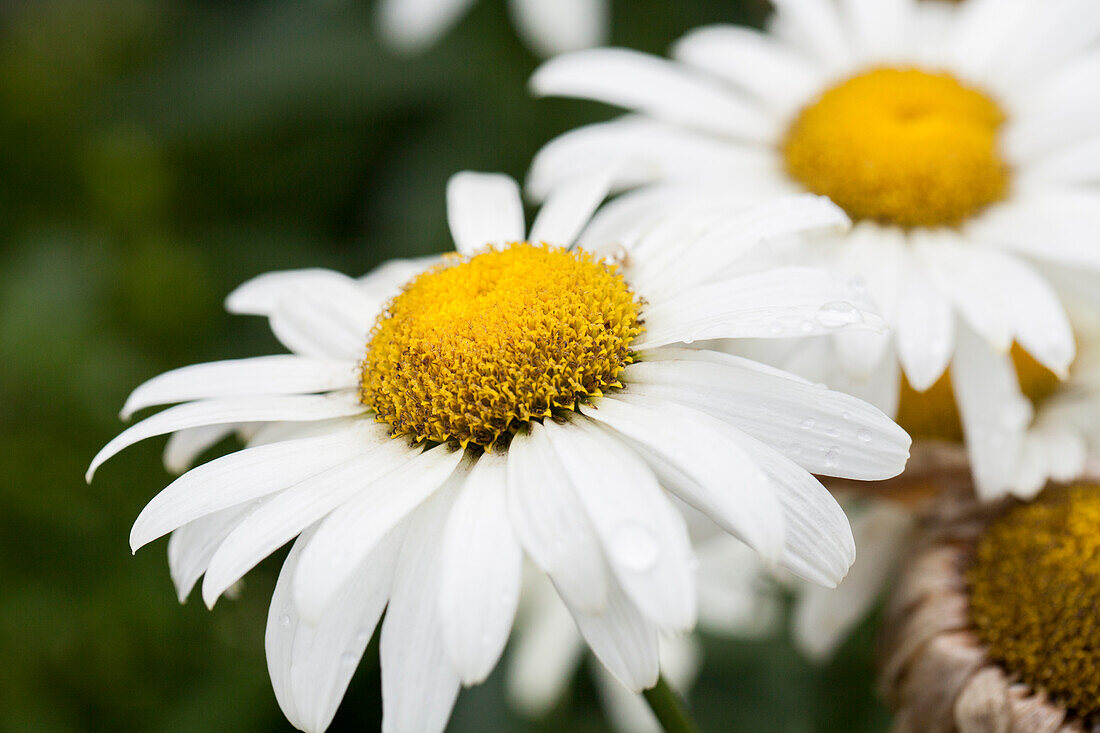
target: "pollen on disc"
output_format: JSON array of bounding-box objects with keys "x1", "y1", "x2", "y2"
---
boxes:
[
  {"x1": 360, "y1": 242, "x2": 643, "y2": 448},
  {"x1": 782, "y1": 67, "x2": 1009, "y2": 228},
  {"x1": 967, "y1": 485, "x2": 1100, "y2": 720}
]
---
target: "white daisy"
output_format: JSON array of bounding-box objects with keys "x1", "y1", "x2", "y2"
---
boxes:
[
  {"x1": 88, "y1": 171, "x2": 910, "y2": 733},
  {"x1": 377, "y1": 0, "x2": 608, "y2": 57},
  {"x1": 528, "y1": 0, "x2": 1100, "y2": 499}
]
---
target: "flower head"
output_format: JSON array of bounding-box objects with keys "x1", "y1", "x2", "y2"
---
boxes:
[
  {"x1": 90, "y1": 170, "x2": 909, "y2": 733},
  {"x1": 529, "y1": 0, "x2": 1100, "y2": 498}
]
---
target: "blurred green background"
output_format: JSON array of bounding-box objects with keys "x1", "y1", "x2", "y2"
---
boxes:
[{"x1": 0, "y1": 1, "x2": 890, "y2": 730}]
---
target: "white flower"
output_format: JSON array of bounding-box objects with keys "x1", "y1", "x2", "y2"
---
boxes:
[
  {"x1": 377, "y1": 0, "x2": 608, "y2": 57},
  {"x1": 89, "y1": 171, "x2": 909, "y2": 733},
  {"x1": 528, "y1": 0, "x2": 1100, "y2": 499}
]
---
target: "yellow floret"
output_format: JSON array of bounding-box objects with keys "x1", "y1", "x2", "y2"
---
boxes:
[
  {"x1": 968, "y1": 485, "x2": 1100, "y2": 720},
  {"x1": 783, "y1": 67, "x2": 1008, "y2": 228},
  {"x1": 360, "y1": 242, "x2": 643, "y2": 448}
]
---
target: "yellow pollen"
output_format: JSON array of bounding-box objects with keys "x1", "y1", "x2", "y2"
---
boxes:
[
  {"x1": 359, "y1": 242, "x2": 643, "y2": 448},
  {"x1": 967, "y1": 485, "x2": 1100, "y2": 720},
  {"x1": 896, "y1": 344, "x2": 1062, "y2": 442},
  {"x1": 782, "y1": 67, "x2": 1009, "y2": 227}
]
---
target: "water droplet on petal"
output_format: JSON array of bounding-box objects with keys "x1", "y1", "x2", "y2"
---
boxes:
[
  {"x1": 815, "y1": 301, "x2": 859, "y2": 328},
  {"x1": 278, "y1": 614, "x2": 292, "y2": 628},
  {"x1": 355, "y1": 627, "x2": 371, "y2": 643},
  {"x1": 857, "y1": 429, "x2": 873, "y2": 443},
  {"x1": 340, "y1": 652, "x2": 359, "y2": 666},
  {"x1": 611, "y1": 523, "x2": 659, "y2": 572},
  {"x1": 824, "y1": 448, "x2": 841, "y2": 468},
  {"x1": 800, "y1": 418, "x2": 816, "y2": 430}
]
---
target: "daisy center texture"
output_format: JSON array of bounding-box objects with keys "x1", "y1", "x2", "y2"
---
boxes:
[
  {"x1": 895, "y1": 345, "x2": 1060, "y2": 441},
  {"x1": 359, "y1": 242, "x2": 643, "y2": 448},
  {"x1": 967, "y1": 485, "x2": 1100, "y2": 719},
  {"x1": 782, "y1": 67, "x2": 1009, "y2": 228}
]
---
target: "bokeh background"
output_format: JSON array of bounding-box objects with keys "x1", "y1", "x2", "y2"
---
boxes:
[{"x1": 0, "y1": 1, "x2": 890, "y2": 730}]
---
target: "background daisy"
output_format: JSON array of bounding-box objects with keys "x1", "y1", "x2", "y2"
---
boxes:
[{"x1": 529, "y1": 0, "x2": 1100, "y2": 499}]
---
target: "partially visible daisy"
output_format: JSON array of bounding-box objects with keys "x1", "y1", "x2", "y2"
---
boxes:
[
  {"x1": 377, "y1": 0, "x2": 608, "y2": 57},
  {"x1": 880, "y1": 483, "x2": 1100, "y2": 732},
  {"x1": 89, "y1": 171, "x2": 910, "y2": 732},
  {"x1": 529, "y1": 0, "x2": 1100, "y2": 498}
]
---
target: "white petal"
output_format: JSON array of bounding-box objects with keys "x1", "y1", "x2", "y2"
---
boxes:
[
  {"x1": 163, "y1": 424, "x2": 237, "y2": 474},
  {"x1": 505, "y1": 424, "x2": 609, "y2": 613},
  {"x1": 201, "y1": 439, "x2": 415, "y2": 608},
  {"x1": 769, "y1": 0, "x2": 853, "y2": 69},
  {"x1": 672, "y1": 25, "x2": 824, "y2": 117},
  {"x1": 1005, "y1": 52, "x2": 1100, "y2": 160},
  {"x1": 562, "y1": 577, "x2": 660, "y2": 693},
  {"x1": 694, "y1": 536, "x2": 783, "y2": 636},
  {"x1": 438, "y1": 453, "x2": 523, "y2": 686},
  {"x1": 894, "y1": 266, "x2": 955, "y2": 391},
  {"x1": 507, "y1": 0, "x2": 608, "y2": 56},
  {"x1": 542, "y1": 418, "x2": 696, "y2": 632},
  {"x1": 838, "y1": 0, "x2": 915, "y2": 61},
  {"x1": 266, "y1": 526, "x2": 401, "y2": 733},
  {"x1": 527, "y1": 167, "x2": 615, "y2": 248},
  {"x1": 122, "y1": 356, "x2": 356, "y2": 419},
  {"x1": 527, "y1": 118, "x2": 782, "y2": 202},
  {"x1": 578, "y1": 395, "x2": 787, "y2": 564},
  {"x1": 446, "y1": 172, "x2": 526, "y2": 256},
  {"x1": 530, "y1": 49, "x2": 774, "y2": 142},
  {"x1": 792, "y1": 500, "x2": 914, "y2": 660},
  {"x1": 625, "y1": 349, "x2": 910, "y2": 480},
  {"x1": 357, "y1": 256, "x2": 437, "y2": 302},
  {"x1": 375, "y1": 0, "x2": 478, "y2": 53},
  {"x1": 129, "y1": 421, "x2": 377, "y2": 551},
  {"x1": 89, "y1": 393, "x2": 367, "y2": 481},
  {"x1": 226, "y1": 269, "x2": 380, "y2": 359},
  {"x1": 1025, "y1": 136, "x2": 1100, "y2": 186},
  {"x1": 942, "y1": 0, "x2": 1031, "y2": 85},
  {"x1": 915, "y1": 232, "x2": 1013, "y2": 353},
  {"x1": 167, "y1": 504, "x2": 256, "y2": 603},
  {"x1": 380, "y1": 483, "x2": 462, "y2": 733},
  {"x1": 226, "y1": 269, "x2": 361, "y2": 316},
  {"x1": 968, "y1": 189, "x2": 1100, "y2": 271},
  {"x1": 634, "y1": 267, "x2": 885, "y2": 350},
  {"x1": 294, "y1": 444, "x2": 466, "y2": 622},
  {"x1": 506, "y1": 575, "x2": 586, "y2": 716},
  {"x1": 951, "y1": 323, "x2": 1034, "y2": 500},
  {"x1": 634, "y1": 195, "x2": 849, "y2": 300}
]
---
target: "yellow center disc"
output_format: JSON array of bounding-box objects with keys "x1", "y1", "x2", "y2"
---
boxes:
[
  {"x1": 783, "y1": 67, "x2": 1008, "y2": 228},
  {"x1": 968, "y1": 485, "x2": 1100, "y2": 719},
  {"x1": 360, "y1": 242, "x2": 643, "y2": 448}
]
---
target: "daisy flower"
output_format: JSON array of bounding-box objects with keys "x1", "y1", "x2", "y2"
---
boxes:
[
  {"x1": 377, "y1": 0, "x2": 608, "y2": 57},
  {"x1": 528, "y1": 0, "x2": 1100, "y2": 499},
  {"x1": 880, "y1": 483, "x2": 1100, "y2": 733},
  {"x1": 88, "y1": 171, "x2": 910, "y2": 733}
]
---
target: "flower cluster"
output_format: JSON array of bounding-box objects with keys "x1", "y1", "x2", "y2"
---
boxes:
[{"x1": 91, "y1": 1, "x2": 1100, "y2": 731}]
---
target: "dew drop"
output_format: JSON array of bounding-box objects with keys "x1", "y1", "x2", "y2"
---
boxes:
[
  {"x1": 340, "y1": 652, "x2": 359, "y2": 666},
  {"x1": 355, "y1": 627, "x2": 371, "y2": 643},
  {"x1": 857, "y1": 429, "x2": 873, "y2": 443},
  {"x1": 815, "y1": 301, "x2": 859, "y2": 328},
  {"x1": 800, "y1": 418, "x2": 816, "y2": 430},
  {"x1": 611, "y1": 523, "x2": 660, "y2": 572},
  {"x1": 278, "y1": 614, "x2": 292, "y2": 628},
  {"x1": 824, "y1": 448, "x2": 840, "y2": 468}
]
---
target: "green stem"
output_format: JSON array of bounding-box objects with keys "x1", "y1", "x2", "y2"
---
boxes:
[{"x1": 642, "y1": 675, "x2": 700, "y2": 733}]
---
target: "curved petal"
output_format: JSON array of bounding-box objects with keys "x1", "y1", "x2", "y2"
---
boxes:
[
  {"x1": 122, "y1": 356, "x2": 356, "y2": 419},
  {"x1": 266, "y1": 526, "x2": 401, "y2": 733},
  {"x1": 380, "y1": 483, "x2": 463, "y2": 733},
  {"x1": 505, "y1": 424, "x2": 609, "y2": 613},
  {"x1": 163, "y1": 424, "x2": 238, "y2": 474},
  {"x1": 375, "y1": 0, "x2": 478, "y2": 53},
  {"x1": 528, "y1": 167, "x2": 615, "y2": 248},
  {"x1": 543, "y1": 417, "x2": 696, "y2": 632},
  {"x1": 446, "y1": 172, "x2": 526, "y2": 256},
  {"x1": 293, "y1": 444, "x2": 466, "y2": 623},
  {"x1": 634, "y1": 267, "x2": 885, "y2": 350},
  {"x1": 624, "y1": 350, "x2": 911, "y2": 480},
  {"x1": 129, "y1": 421, "x2": 380, "y2": 551},
  {"x1": 438, "y1": 452, "x2": 523, "y2": 686},
  {"x1": 531, "y1": 49, "x2": 774, "y2": 142},
  {"x1": 89, "y1": 393, "x2": 367, "y2": 482},
  {"x1": 895, "y1": 267, "x2": 955, "y2": 392},
  {"x1": 578, "y1": 395, "x2": 787, "y2": 564},
  {"x1": 201, "y1": 439, "x2": 415, "y2": 608},
  {"x1": 508, "y1": 0, "x2": 608, "y2": 56},
  {"x1": 167, "y1": 504, "x2": 256, "y2": 602}
]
